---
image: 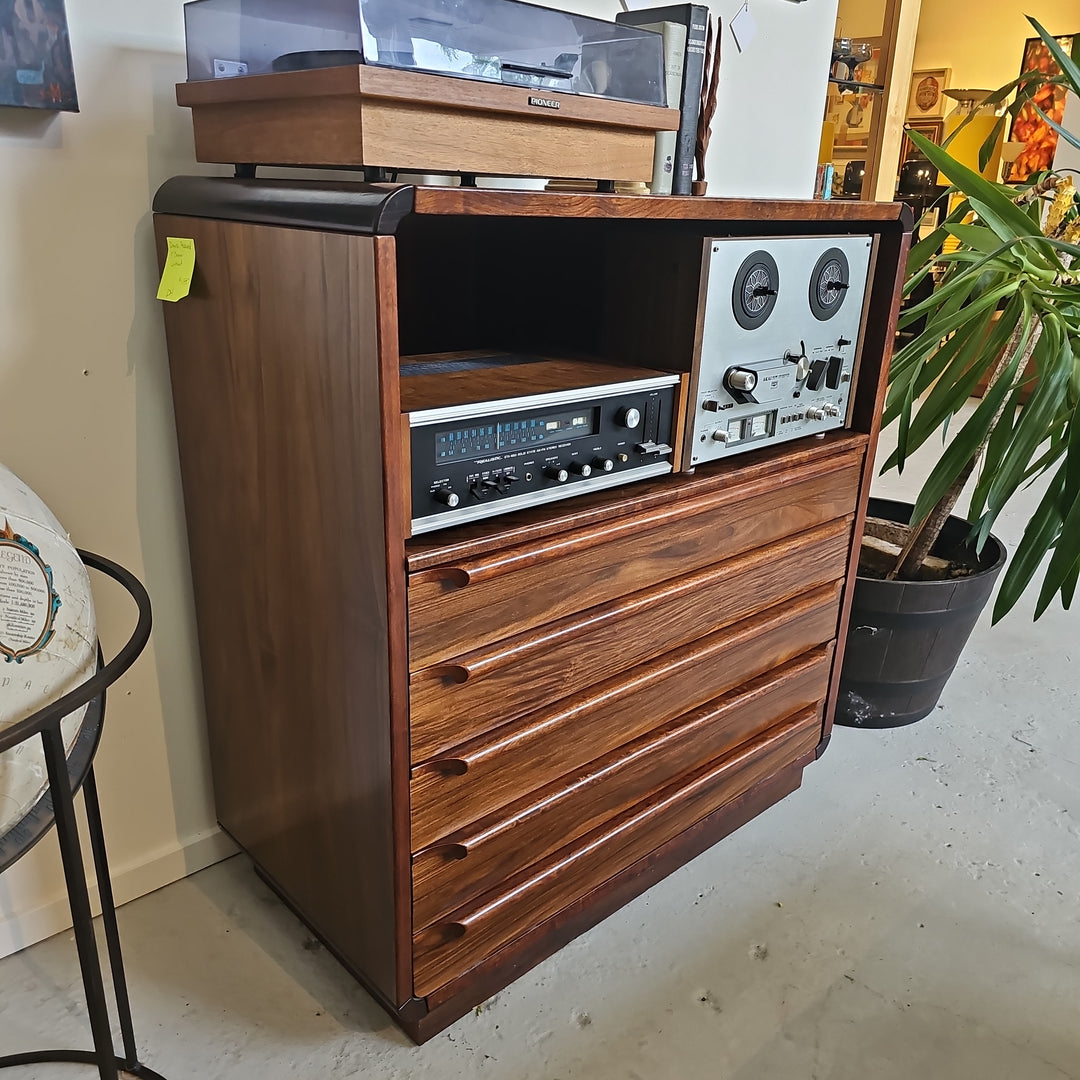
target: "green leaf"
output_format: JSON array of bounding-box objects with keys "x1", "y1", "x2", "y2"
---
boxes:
[
  {"x1": 985, "y1": 324, "x2": 1071, "y2": 520},
  {"x1": 907, "y1": 319, "x2": 1029, "y2": 524},
  {"x1": 886, "y1": 294, "x2": 1022, "y2": 468},
  {"x1": 993, "y1": 466, "x2": 1065, "y2": 621},
  {"x1": 1028, "y1": 17, "x2": 1080, "y2": 99},
  {"x1": 906, "y1": 130, "x2": 1047, "y2": 249},
  {"x1": 944, "y1": 224, "x2": 1020, "y2": 257},
  {"x1": 979, "y1": 112, "x2": 1009, "y2": 172}
]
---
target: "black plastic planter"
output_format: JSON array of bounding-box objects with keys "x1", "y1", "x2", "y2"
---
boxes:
[{"x1": 835, "y1": 498, "x2": 1007, "y2": 728}]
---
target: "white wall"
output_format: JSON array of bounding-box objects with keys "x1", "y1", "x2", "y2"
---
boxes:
[
  {"x1": 913, "y1": 0, "x2": 1074, "y2": 93},
  {"x1": 0, "y1": 1, "x2": 233, "y2": 957},
  {"x1": 0, "y1": 0, "x2": 840, "y2": 956}
]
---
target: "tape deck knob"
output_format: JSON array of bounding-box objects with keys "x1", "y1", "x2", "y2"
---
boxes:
[{"x1": 725, "y1": 368, "x2": 758, "y2": 393}]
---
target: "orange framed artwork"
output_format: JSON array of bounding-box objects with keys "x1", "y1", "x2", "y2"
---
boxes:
[{"x1": 1008, "y1": 33, "x2": 1078, "y2": 182}]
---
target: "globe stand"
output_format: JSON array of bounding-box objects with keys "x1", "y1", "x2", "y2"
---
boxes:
[{"x1": 0, "y1": 551, "x2": 166, "y2": 1080}]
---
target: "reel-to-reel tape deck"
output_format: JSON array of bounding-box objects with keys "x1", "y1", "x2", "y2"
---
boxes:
[{"x1": 685, "y1": 235, "x2": 874, "y2": 467}]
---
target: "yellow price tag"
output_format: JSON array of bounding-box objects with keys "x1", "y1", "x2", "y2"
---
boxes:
[{"x1": 157, "y1": 237, "x2": 196, "y2": 302}]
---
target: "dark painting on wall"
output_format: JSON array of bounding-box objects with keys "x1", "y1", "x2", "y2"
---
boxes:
[{"x1": 0, "y1": 0, "x2": 78, "y2": 112}]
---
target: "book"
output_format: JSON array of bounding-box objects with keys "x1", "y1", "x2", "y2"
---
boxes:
[
  {"x1": 629, "y1": 20, "x2": 687, "y2": 194},
  {"x1": 617, "y1": 4, "x2": 709, "y2": 196}
]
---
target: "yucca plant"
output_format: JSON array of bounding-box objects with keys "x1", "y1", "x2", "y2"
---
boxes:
[{"x1": 878, "y1": 16, "x2": 1080, "y2": 623}]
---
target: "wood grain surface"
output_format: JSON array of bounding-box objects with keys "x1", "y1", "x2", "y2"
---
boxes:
[
  {"x1": 412, "y1": 647, "x2": 832, "y2": 930},
  {"x1": 412, "y1": 708, "x2": 821, "y2": 997},
  {"x1": 155, "y1": 215, "x2": 400, "y2": 1002},
  {"x1": 408, "y1": 463, "x2": 859, "y2": 669},
  {"x1": 409, "y1": 582, "x2": 842, "y2": 850},
  {"x1": 408, "y1": 518, "x2": 852, "y2": 762}
]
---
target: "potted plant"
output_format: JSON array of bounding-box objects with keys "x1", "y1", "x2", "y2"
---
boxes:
[{"x1": 836, "y1": 18, "x2": 1080, "y2": 727}]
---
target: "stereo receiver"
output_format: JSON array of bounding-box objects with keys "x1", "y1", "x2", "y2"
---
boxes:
[
  {"x1": 401, "y1": 353, "x2": 681, "y2": 535},
  {"x1": 685, "y1": 235, "x2": 874, "y2": 468}
]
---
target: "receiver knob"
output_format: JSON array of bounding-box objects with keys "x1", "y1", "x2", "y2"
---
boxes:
[
  {"x1": 544, "y1": 465, "x2": 569, "y2": 483},
  {"x1": 725, "y1": 368, "x2": 758, "y2": 393},
  {"x1": 593, "y1": 457, "x2": 615, "y2": 473},
  {"x1": 617, "y1": 407, "x2": 642, "y2": 429},
  {"x1": 432, "y1": 487, "x2": 459, "y2": 507},
  {"x1": 569, "y1": 461, "x2": 593, "y2": 477},
  {"x1": 806, "y1": 406, "x2": 826, "y2": 420}
]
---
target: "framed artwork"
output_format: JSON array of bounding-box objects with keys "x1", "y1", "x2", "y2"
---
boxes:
[
  {"x1": 0, "y1": 0, "x2": 78, "y2": 111},
  {"x1": 900, "y1": 118, "x2": 945, "y2": 164},
  {"x1": 907, "y1": 68, "x2": 951, "y2": 119},
  {"x1": 1008, "y1": 33, "x2": 1077, "y2": 182},
  {"x1": 832, "y1": 41, "x2": 881, "y2": 153}
]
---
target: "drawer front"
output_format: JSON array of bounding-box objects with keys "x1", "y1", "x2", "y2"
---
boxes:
[
  {"x1": 409, "y1": 519, "x2": 851, "y2": 763},
  {"x1": 413, "y1": 709, "x2": 821, "y2": 998},
  {"x1": 410, "y1": 581, "x2": 841, "y2": 851},
  {"x1": 408, "y1": 461, "x2": 860, "y2": 671},
  {"x1": 412, "y1": 646, "x2": 832, "y2": 931}
]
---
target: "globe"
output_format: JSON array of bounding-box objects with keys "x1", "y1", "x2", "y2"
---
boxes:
[{"x1": 0, "y1": 463, "x2": 97, "y2": 843}]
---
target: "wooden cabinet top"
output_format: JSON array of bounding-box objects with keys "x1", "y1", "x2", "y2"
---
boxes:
[{"x1": 153, "y1": 177, "x2": 913, "y2": 236}]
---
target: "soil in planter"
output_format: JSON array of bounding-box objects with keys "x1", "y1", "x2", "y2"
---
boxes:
[{"x1": 858, "y1": 516, "x2": 981, "y2": 582}]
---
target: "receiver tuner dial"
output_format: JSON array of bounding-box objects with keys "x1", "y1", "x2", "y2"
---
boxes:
[{"x1": 617, "y1": 407, "x2": 642, "y2": 429}]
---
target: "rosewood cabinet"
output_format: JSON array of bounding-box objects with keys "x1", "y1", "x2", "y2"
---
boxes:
[{"x1": 153, "y1": 181, "x2": 909, "y2": 1042}]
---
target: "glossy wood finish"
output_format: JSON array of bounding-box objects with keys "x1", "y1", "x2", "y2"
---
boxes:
[
  {"x1": 372, "y1": 235, "x2": 416, "y2": 1000},
  {"x1": 408, "y1": 461, "x2": 860, "y2": 670},
  {"x1": 154, "y1": 215, "x2": 400, "y2": 1001},
  {"x1": 410, "y1": 582, "x2": 841, "y2": 851},
  {"x1": 156, "y1": 183, "x2": 909, "y2": 1040},
  {"x1": 412, "y1": 708, "x2": 822, "y2": 997},
  {"x1": 409, "y1": 519, "x2": 851, "y2": 762},
  {"x1": 409, "y1": 187, "x2": 913, "y2": 225},
  {"x1": 410, "y1": 757, "x2": 805, "y2": 1038},
  {"x1": 412, "y1": 646, "x2": 832, "y2": 930},
  {"x1": 178, "y1": 65, "x2": 676, "y2": 179}
]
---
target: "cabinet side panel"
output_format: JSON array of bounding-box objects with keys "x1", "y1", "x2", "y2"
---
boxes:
[{"x1": 154, "y1": 215, "x2": 398, "y2": 1000}]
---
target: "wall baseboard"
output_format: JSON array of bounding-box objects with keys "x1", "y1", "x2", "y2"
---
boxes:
[{"x1": 0, "y1": 828, "x2": 238, "y2": 959}]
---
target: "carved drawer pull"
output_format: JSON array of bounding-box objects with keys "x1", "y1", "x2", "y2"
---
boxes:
[{"x1": 414, "y1": 757, "x2": 469, "y2": 777}]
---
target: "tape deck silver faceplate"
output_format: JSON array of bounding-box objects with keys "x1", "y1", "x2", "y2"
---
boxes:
[{"x1": 686, "y1": 235, "x2": 874, "y2": 468}]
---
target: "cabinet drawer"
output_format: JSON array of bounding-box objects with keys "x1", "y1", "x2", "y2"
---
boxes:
[
  {"x1": 409, "y1": 519, "x2": 851, "y2": 763},
  {"x1": 408, "y1": 461, "x2": 860, "y2": 671},
  {"x1": 412, "y1": 646, "x2": 831, "y2": 931},
  {"x1": 412, "y1": 708, "x2": 821, "y2": 998},
  {"x1": 410, "y1": 581, "x2": 840, "y2": 851}
]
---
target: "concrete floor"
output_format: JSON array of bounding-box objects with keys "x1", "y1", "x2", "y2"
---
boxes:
[{"x1": 2, "y1": 418, "x2": 1079, "y2": 1079}]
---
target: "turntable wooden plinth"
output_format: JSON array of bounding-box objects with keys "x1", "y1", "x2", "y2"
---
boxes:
[{"x1": 176, "y1": 64, "x2": 679, "y2": 182}]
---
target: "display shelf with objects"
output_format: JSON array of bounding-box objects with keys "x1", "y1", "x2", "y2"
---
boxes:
[{"x1": 152, "y1": 179, "x2": 911, "y2": 1042}]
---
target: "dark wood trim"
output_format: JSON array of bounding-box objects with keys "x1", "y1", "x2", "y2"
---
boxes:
[
  {"x1": 373, "y1": 235, "x2": 415, "y2": 1005},
  {"x1": 410, "y1": 187, "x2": 912, "y2": 224}
]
